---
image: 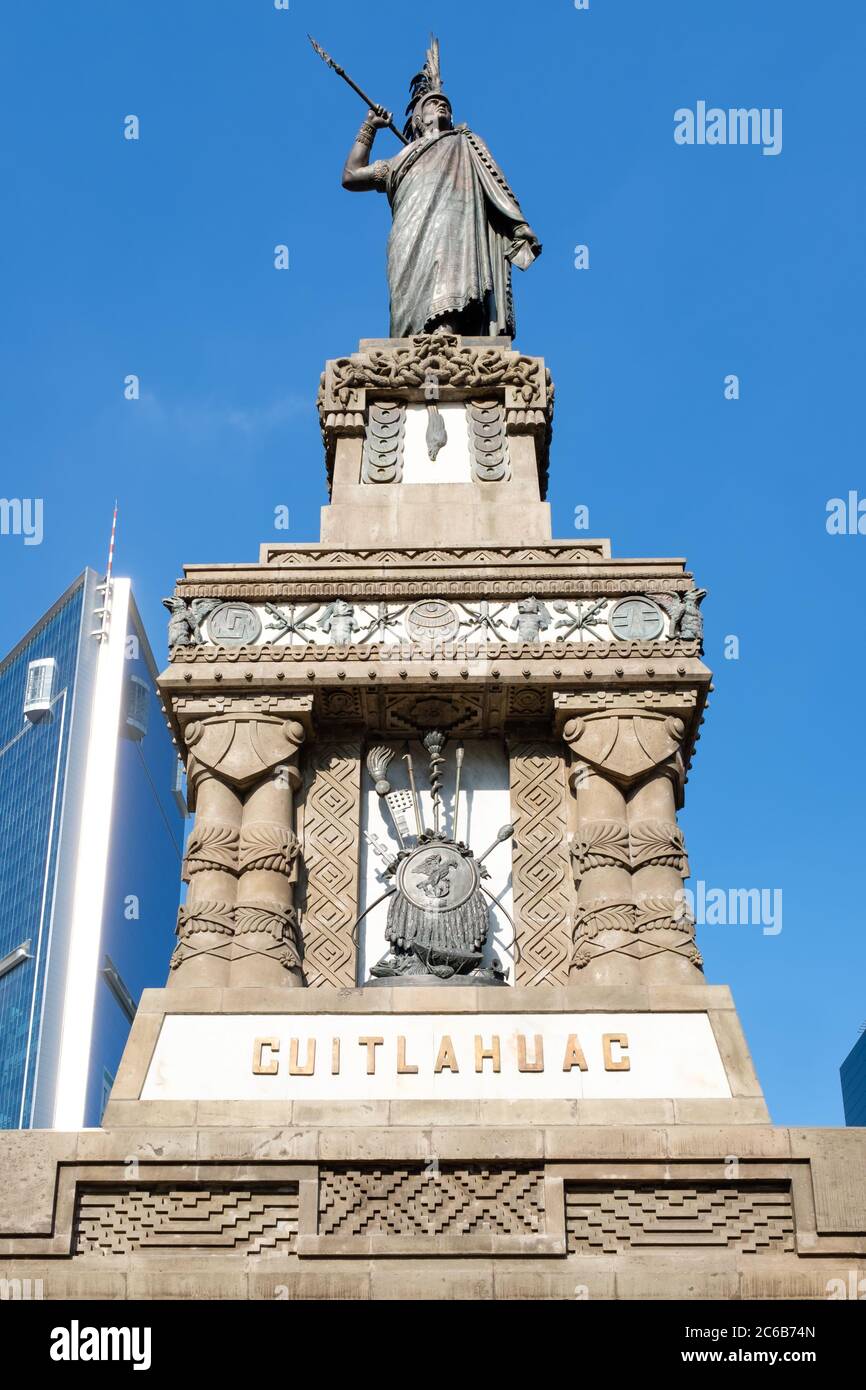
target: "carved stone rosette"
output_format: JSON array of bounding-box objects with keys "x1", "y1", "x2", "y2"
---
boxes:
[
  {"x1": 561, "y1": 702, "x2": 701, "y2": 985},
  {"x1": 170, "y1": 708, "x2": 306, "y2": 987}
]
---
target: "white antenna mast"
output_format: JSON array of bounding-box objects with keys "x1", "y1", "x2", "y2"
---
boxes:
[{"x1": 91, "y1": 500, "x2": 118, "y2": 642}]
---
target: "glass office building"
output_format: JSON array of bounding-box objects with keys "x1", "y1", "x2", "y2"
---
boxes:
[
  {"x1": 841, "y1": 1029, "x2": 866, "y2": 1127},
  {"x1": 0, "y1": 569, "x2": 184, "y2": 1129}
]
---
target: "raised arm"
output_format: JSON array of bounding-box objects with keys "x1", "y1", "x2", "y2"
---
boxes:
[{"x1": 342, "y1": 107, "x2": 393, "y2": 191}]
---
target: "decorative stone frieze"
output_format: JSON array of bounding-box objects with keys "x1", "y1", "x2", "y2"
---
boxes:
[{"x1": 75, "y1": 1185, "x2": 300, "y2": 1256}]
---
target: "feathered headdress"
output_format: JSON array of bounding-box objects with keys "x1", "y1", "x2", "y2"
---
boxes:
[{"x1": 404, "y1": 34, "x2": 451, "y2": 140}]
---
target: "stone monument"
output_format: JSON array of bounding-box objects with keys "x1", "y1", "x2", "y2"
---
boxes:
[{"x1": 1, "y1": 37, "x2": 864, "y2": 1301}]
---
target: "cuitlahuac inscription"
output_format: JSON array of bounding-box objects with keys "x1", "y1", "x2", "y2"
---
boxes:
[
  {"x1": 249, "y1": 1031, "x2": 625, "y2": 1077},
  {"x1": 1, "y1": 30, "x2": 864, "y2": 1306},
  {"x1": 137, "y1": 1012, "x2": 737, "y2": 1103}
]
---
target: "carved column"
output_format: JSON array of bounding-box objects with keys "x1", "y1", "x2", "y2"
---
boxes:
[
  {"x1": 562, "y1": 706, "x2": 702, "y2": 985},
  {"x1": 627, "y1": 760, "x2": 694, "y2": 984},
  {"x1": 176, "y1": 772, "x2": 241, "y2": 986},
  {"x1": 568, "y1": 760, "x2": 635, "y2": 986},
  {"x1": 170, "y1": 708, "x2": 306, "y2": 988},
  {"x1": 233, "y1": 724, "x2": 305, "y2": 986}
]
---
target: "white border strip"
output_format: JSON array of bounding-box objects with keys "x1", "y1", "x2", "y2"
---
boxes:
[{"x1": 53, "y1": 578, "x2": 130, "y2": 1129}]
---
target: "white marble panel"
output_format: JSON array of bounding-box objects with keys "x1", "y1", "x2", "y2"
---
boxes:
[
  {"x1": 141, "y1": 1011, "x2": 732, "y2": 1102},
  {"x1": 401, "y1": 403, "x2": 471, "y2": 483}
]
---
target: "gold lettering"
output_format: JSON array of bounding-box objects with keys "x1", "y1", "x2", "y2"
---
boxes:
[
  {"x1": 331, "y1": 1038, "x2": 341, "y2": 1075},
  {"x1": 474, "y1": 1035, "x2": 501, "y2": 1072},
  {"x1": 397, "y1": 1036, "x2": 418, "y2": 1074},
  {"x1": 252, "y1": 1037, "x2": 280, "y2": 1075},
  {"x1": 517, "y1": 1033, "x2": 544, "y2": 1072},
  {"x1": 603, "y1": 1033, "x2": 630, "y2": 1071},
  {"x1": 434, "y1": 1035, "x2": 459, "y2": 1073},
  {"x1": 289, "y1": 1038, "x2": 316, "y2": 1076},
  {"x1": 562, "y1": 1034, "x2": 588, "y2": 1072},
  {"x1": 359, "y1": 1036, "x2": 384, "y2": 1074}
]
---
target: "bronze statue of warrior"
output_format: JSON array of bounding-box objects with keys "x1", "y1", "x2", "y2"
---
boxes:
[{"x1": 341, "y1": 36, "x2": 541, "y2": 339}]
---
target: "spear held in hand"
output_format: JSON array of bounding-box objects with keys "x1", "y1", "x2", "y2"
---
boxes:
[{"x1": 308, "y1": 35, "x2": 408, "y2": 146}]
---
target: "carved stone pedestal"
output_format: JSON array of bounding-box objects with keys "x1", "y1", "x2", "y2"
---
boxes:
[
  {"x1": 2, "y1": 334, "x2": 861, "y2": 1300},
  {"x1": 1, "y1": 984, "x2": 864, "y2": 1300}
]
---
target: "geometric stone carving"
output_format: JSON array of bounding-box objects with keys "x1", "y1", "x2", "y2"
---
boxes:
[
  {"x1": 384, "y1": 692, "x2": 484, "y2": 736},
  {"x1": 74, "y1": 1186, "x2": 299, "y2": 1255},
  {"x1": 508, "y1": 741, "x2": 572, "y2": 986},
  {"x1": 299, "y1": 742, "x2": 362, "y2": 987},
  {"x1": 266, "y1": 542, "x2": 606, "y2": 568},
  {"x1": 565, "y1": 1185, "x2": 794, "y2": 1254},
  {"x1": 319, "y1": 1165, "x2": 545, "y2": 1237},
  {"x1": 206, "y1": 601, "x2": 263, "y2": 646}
]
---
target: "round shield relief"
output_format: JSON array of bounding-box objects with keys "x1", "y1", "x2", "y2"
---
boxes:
[
  {"x1": 405, "y1": 600, "x2": 460, "y2": 644},
  {"x1": 608, "y1": 597, "x2": 665, "y2": 641},
  {"x1": 206, "y1": 602, "x2": 262, "y2": 646},
  {"x1": 396, "y1": 841, "x2": 479, "y2": 913}
]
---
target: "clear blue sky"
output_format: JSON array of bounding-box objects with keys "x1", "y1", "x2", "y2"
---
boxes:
[{"x1": 1, "y1": 1, "x2": 863, "y2": 1125}]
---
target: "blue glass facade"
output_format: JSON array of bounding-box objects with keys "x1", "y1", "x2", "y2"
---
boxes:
[
  {"x1": 841, "y1": 1030, "x2": 866, "y2": 1127},
  {"x1": 0, "y1": 575, "x2": 91, "y2": 1128},
  {"x1": 0, "y1": 571, "x2": 183, "y2": 1129}
]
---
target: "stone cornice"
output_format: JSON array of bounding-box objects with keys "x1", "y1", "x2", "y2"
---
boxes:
[{"x1": 176, "y1": 575, "x2": 695, "y2": 601}]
